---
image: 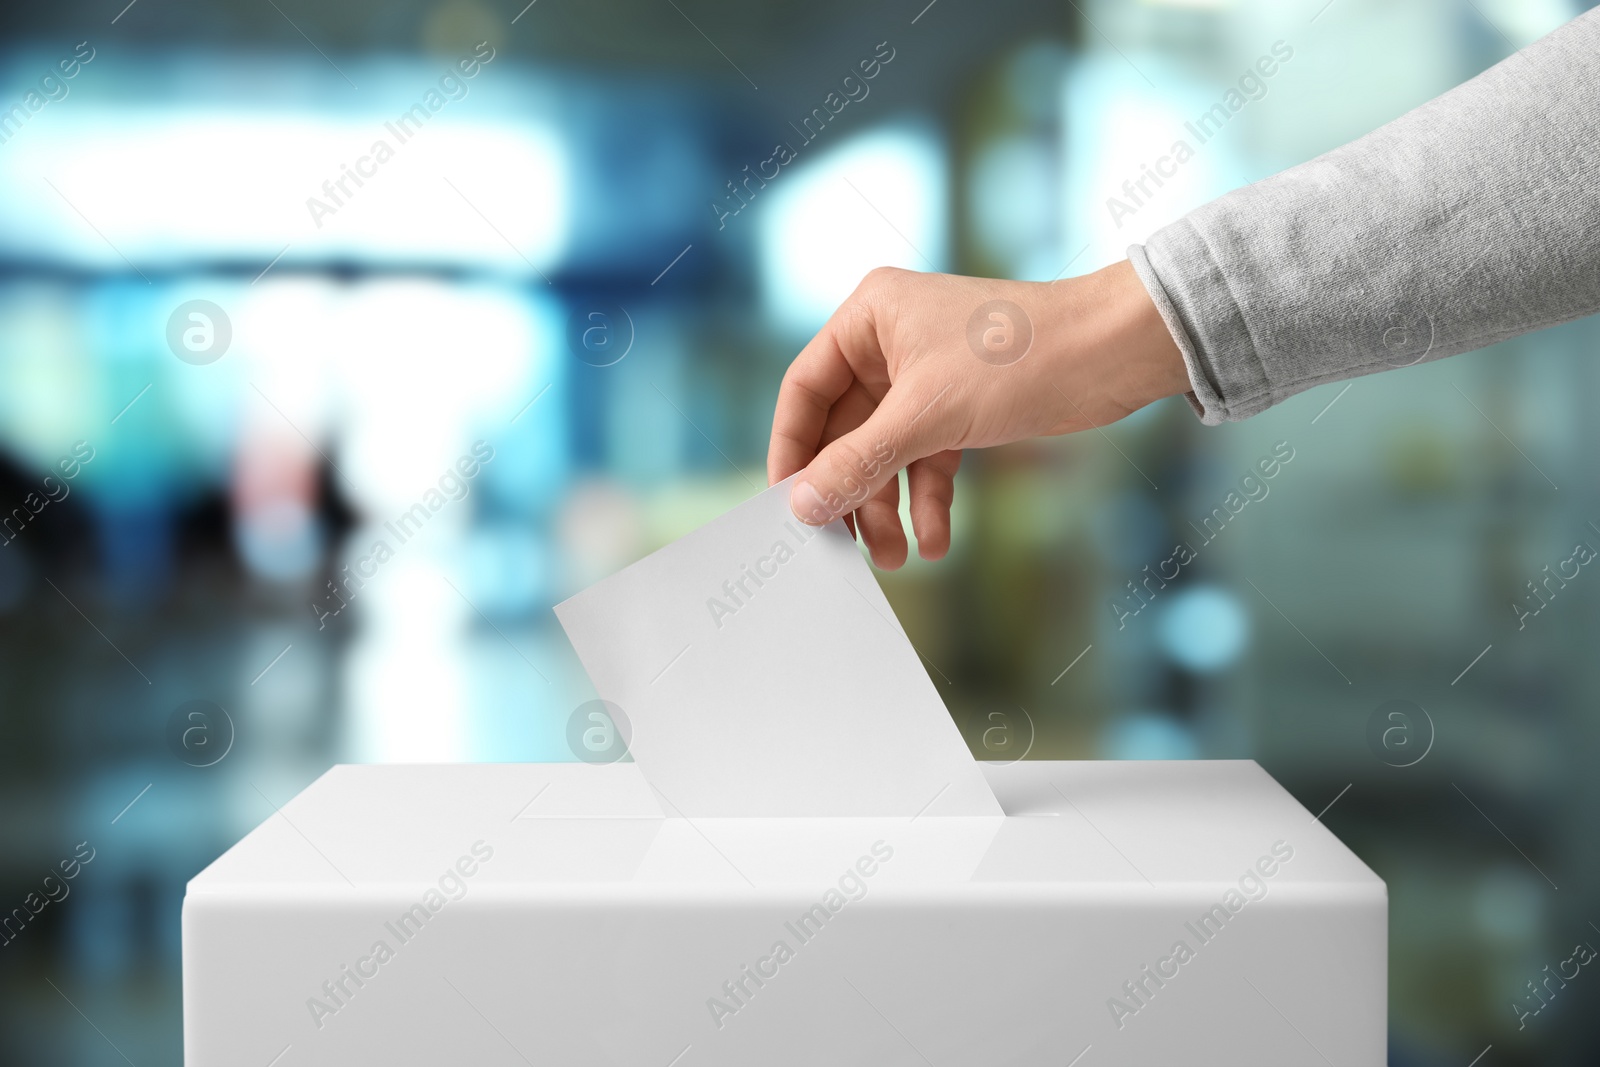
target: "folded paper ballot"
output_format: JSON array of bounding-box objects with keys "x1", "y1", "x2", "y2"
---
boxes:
[{"x1": 554, "y1": 477, "x2": 1002, "y2": 818}]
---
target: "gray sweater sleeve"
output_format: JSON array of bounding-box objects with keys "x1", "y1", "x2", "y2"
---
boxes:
[{"x1": 1129, "y1": 7, "x2": 1600, "y2": 425}]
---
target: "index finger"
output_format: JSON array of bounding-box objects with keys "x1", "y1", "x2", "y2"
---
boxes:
[{"x1": 766, "y1": 305, "x2": 882, "y2": 486}]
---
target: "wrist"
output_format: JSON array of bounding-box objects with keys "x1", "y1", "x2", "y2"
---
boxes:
[
  {"x1": 1039, "y1": 260, "x2": 1189, "y2": 415},
  {"x1": 1098, "y1": 258, "x2": 1191, "y2": 405}
]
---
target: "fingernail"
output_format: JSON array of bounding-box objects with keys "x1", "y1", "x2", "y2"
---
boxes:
[{"x1": 791, "y1": 479, "x2": 830, "y2": 525}]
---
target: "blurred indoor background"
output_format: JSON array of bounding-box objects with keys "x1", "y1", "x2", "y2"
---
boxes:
[{"x1": 1, "y1": 0, "x2": 1596, "y2": 1063}]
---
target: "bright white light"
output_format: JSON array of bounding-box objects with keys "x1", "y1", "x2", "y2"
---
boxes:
[
  {"x1": 329, "y1": 279, "x2": 551, "y2": 514},
  {"x1": 1475, "y1": 0, "x2": 1573, "y2": 46},
  {"x1": 1061, "y1": 56, "x2": 1246, "y2": 267},
  {"x1": 0, "y1": 110, "x2": 567, "y2": 274},
  {"x1": 760, "y1": 126, "x2": 947, "y2": 332},
  {"x1": 342, "y1": 556, "x2": 471, "y2": 762}
]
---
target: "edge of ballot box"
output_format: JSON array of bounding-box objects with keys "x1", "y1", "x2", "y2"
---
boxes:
[{"x1": 183, "y1": 761, "x2": 1387, "y2": 1067}]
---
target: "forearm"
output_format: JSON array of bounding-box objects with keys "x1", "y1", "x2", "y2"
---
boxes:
[{"x1": 1131, "y1": 7, "x2": 1600, "y2": 424}]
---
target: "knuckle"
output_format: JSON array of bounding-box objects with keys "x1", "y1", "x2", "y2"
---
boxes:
[
  {"x1": 829, "y1": 435, "x2": 898, "y2": 502},
  {"x1": 805, "y1": 435, "x2": 902, "y2": 524},
  {"x1": 833, "y1": 278, "x2": 884, "y2": 333},
  {"x1": 860, "y1": 265, "x2": 908, "y2": 297}
]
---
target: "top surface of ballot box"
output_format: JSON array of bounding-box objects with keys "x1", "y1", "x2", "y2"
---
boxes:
[{"x1": 184, "y1": 760, "x2": 1386, "y2": 1067}]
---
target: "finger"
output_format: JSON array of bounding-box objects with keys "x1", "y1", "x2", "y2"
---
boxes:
[
  {"x1": 906, "y1": 450, "x2": 961, "y2": 561},
  {"x1": 855, "y1": 472, "x2": 908, "y2": 570},
  {"x1": 790, "y1": 386, "x2": 939, "y2": 525},
  {"x1": 767, "y1": 303, "x2": 883, "y2": 486},
  {"x1": 814, "y1": 381, "x2": 883, "y2": 543},
  {"x1": 816, "y1": 378, "x2": 884, "y2": 447}
]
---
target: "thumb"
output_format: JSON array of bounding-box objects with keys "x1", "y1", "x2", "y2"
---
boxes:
[{"x1": 789, "y1": 392, "x2": 936, "y2": 525}]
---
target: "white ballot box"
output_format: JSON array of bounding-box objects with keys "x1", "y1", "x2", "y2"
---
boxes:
[{"x1": 183, "y1": 760, "x2": 1385, "y2": 1066}]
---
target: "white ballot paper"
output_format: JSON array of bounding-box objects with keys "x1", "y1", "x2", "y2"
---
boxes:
[{"x1": 554, "y1": 478, "x2": 1001, "y2": 818}]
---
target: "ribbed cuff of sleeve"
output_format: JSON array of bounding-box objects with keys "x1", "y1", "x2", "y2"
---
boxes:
[{"x1": 1128, "y1": 225, "x2": 1272, "y2": 425}]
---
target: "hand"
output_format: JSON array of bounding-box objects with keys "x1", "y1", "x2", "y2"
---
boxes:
[{"x1": 766, "y1": 260, "x2": 1189, "y2": 569}]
